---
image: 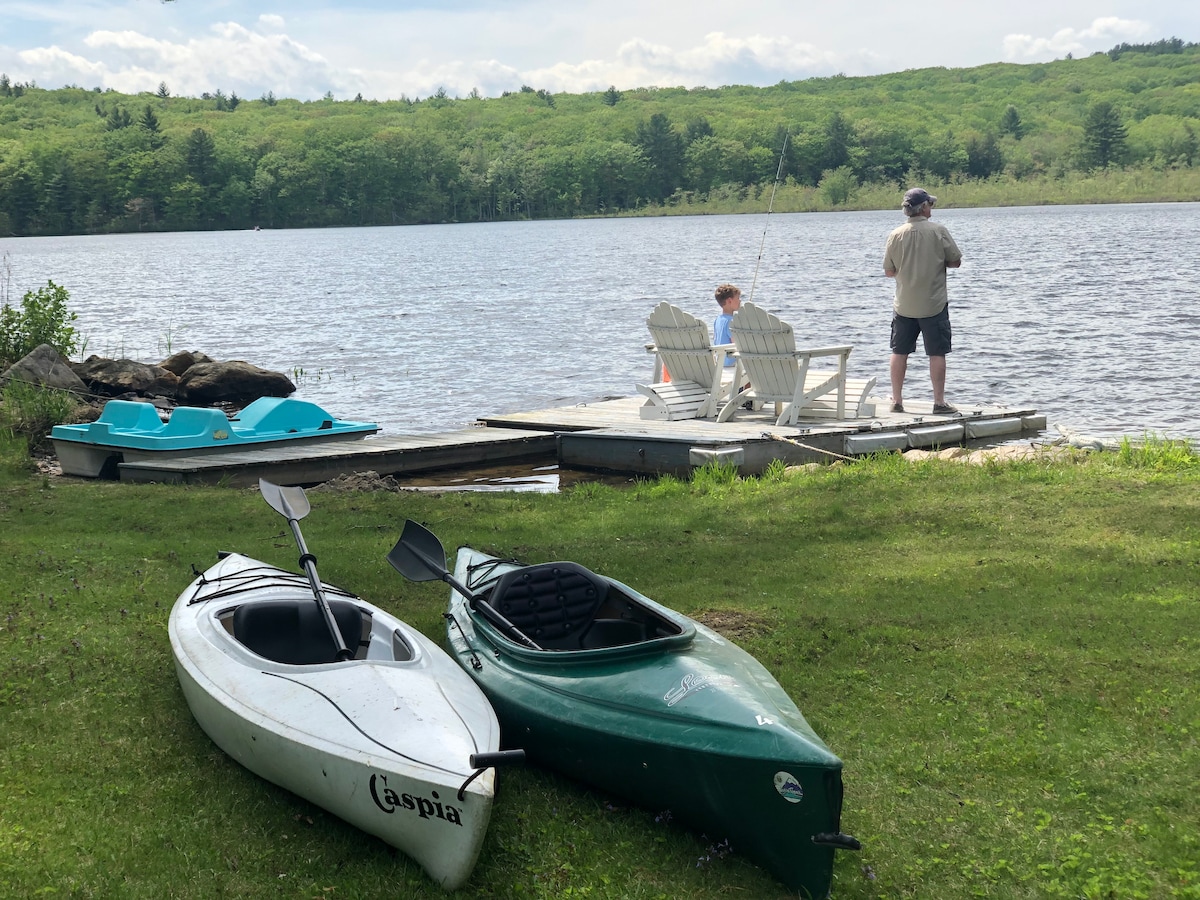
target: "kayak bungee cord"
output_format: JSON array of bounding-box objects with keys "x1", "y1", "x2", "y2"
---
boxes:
[
  {"x1": 185, "y1": 564, "x2": 356, "y2": 606},
  {"x1": 444, "y1": 612, "x2": 483, "y2": 670}
]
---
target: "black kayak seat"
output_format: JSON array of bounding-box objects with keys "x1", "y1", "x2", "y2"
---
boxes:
[
  {"x1": 488, "y1": 562, "x2": 607, "y2": 650},
  {"x1": 232, "y1": 598, "x2": 365, "y2": 665},
  {"x1": 580, "y1": 618, "x2": 648, "y2": 650}
]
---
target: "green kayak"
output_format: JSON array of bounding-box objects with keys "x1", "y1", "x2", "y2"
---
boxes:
[{"x1": 388, "y1": 521, "x2": 860, "y2": 897}]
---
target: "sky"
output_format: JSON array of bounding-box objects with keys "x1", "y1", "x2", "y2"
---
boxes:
[{"x1": 1, "y1": 1, "x2": 1197, "y2": 103}]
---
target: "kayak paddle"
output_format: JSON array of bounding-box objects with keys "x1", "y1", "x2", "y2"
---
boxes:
[
  {"x1": 387, "y1": 519, "x2": 543, "y2": 651},
  {"x1": 259, "y1": 478, "x2": 353, "y2": 662}
]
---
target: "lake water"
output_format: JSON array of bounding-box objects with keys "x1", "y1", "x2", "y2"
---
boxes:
[{"x1": 3, "y1": 202, "x2": 1199, "y2": 443}]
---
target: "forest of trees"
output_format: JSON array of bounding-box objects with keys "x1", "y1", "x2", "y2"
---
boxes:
[{"x1": 0, "y1": 39, "x2": 1197, "y2": 236}]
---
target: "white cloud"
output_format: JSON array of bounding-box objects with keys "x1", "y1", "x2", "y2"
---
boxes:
[
  {"x1": 5, "y1": 5, "x2": 1185, "y2": 102},
  {"x1": 17, "y1": 45, "x2": 109, "y2": 82},
  {"x1": 513, "y1": 32, "x2": 884, "y2": 95},
  {"x1": 1003, "y1": 16, "x2": 1151, "y2": 61},
  {"x1": 21, "y1": 20, "x2": 342, "y2": 98}
]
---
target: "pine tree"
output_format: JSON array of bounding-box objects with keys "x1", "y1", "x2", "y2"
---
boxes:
[
  {"x1": 105, "y1": 106, "x2": 132, "y2": 130},
  {"x1": 139, "y1": 105, "x2": 160, "y2": 134},
  {"x1": 1080, "y1": 101, "x2": 1128, "y2": 169},
  {"x1": 1000, "y1": 105, "x2": 1024, "y2": 139},
  {"x1": 185, "y1": 128, "x2": 218, "y2": 186},
  {"x1": 635, "y1": 113, "x2": 684, "y2": 202}
]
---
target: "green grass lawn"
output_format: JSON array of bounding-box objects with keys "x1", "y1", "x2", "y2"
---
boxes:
[{"x1": 1, "y1": 436, "x2": 1198, "y2": 899}]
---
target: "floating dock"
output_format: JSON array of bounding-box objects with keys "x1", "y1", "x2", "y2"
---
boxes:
[
  {"x1": 109, "y1": 394, "x2": 1044, "y2": 486},
  {"x1": 117, "y1": 428, "x2": 556, "y2": 487},
  {"x1": 484, "y1": 396, "x2": 1044, "y2": 476}
]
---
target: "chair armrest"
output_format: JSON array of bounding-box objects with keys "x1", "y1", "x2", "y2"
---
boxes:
[{"x1": 795, "y1": 345, "x2": 853, "y2": 358}]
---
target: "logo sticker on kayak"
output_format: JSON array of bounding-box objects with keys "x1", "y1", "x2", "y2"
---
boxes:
[
  {"x1": 774, "y1": 771, "x2": 804, "y2": 803},
  {"x1": 664, "y1": 672, "x2": 736, "y2": 707},
  {"x1": 370, "y1": 773, "x2": 463, "y2": 826}
]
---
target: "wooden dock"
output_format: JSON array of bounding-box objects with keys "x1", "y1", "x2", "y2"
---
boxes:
[
  {"x1": 112, "y1": 393, "x2": 1045, "y2": 486},
  {"x1": 117, "y1": 428, "x2": 556, "y2": 486},
  {"x1": 482, "y1": 396, "x2": 1045, "y2": 477}
]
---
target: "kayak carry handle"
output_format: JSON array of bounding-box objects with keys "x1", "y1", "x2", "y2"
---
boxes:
[
  {"x1": 458, "y1": 749, "x2": 526, "y2": 801},
  {"x1": 812, "y1": 832, "x2": 863, "y2": 851},
  {"x1": 469, "y1": 749, "x2": 526, "y2": 769}
]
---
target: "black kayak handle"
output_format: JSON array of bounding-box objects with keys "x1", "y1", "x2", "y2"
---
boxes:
[
  {"x1": 470, "y1": 749, "x2": 526, "y2": 769},
  {"x1": 812, "y1": 832, "x2": 863, "y2": 851},
  {"x1": 458, "y1": 749, "x2": 526, "y2": 801}
]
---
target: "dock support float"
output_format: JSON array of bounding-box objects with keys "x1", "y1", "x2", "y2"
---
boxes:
[{"x1": 688, "y1": 446, "x2": 745, "y2": 468}]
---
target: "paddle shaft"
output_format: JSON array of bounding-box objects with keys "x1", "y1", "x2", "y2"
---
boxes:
[
  {"x1": 428, "y1": 559, "x2": 543, "y2": 651},
  {"x1": 393, "y1": 529, "x2": 542, "y2": 651},
  {"x1": 286, "y1": 519, "x2": 353, "y2": 661},
  {"x1": 259, "y1": 480, "x2": 353, "y2": 663}
]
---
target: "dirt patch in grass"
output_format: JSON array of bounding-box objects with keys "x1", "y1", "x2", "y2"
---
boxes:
[
  {"x1": 309, "y1": 470, "x2": 404, "y2": 492},
  {"x1": 693, "y1": 608, "x2": 775, "y2": 641}
]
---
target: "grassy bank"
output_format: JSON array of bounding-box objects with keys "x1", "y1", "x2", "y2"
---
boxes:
[
  {"x1": 628, "y1": 166, "x2": 1200, "y2": 217},
  {"x1": 1, "y1": 435, "x2": 1198, "y2": 899}
]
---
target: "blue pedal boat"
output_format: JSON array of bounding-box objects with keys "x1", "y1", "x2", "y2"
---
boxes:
[{"x1": 50, "y1": 396, "x2": 380, "y2": 477}]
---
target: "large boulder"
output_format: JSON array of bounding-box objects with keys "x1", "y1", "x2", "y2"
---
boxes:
[
  {"x1": 0, "y1": 344, "x2": 89, "y2": 394},
  {"x1": 178, "y1": 360, "x2": 295, "y2": 404},
  {"x1": 71, "y1": 355, "x2": 180, "y2": 398},
  {"x1": 158, "y1": 350, "x2": 214, "y2": 376}
]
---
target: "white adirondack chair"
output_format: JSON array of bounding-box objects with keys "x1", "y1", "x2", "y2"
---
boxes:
[
  {"x1": 637, "y1": 302, "x2": 742, "y2": 420},
  {"x1": 716, "y1": 301, "x2": 876, "y2": 425}
]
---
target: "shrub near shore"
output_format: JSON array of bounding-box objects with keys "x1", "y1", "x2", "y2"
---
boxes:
[{"x1": 0, "y1": 433, "x2": 1197, "y2": 899}]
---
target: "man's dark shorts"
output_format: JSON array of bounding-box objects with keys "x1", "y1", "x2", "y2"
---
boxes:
[{"x1": 890, "y1": 306, "x2": 952, "y2": 356}]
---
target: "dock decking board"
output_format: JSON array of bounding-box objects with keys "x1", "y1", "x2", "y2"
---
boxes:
[
  {"x1": 104, "y1": 394, "x2": 1044, "y2": 485},
  {"x1": 117, "y1": 429, "x2": 556, "y2": 486}
]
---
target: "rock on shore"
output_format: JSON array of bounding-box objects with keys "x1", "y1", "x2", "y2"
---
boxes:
[{"x1": 1, "y1": 343, "x2": 297, "y2": 417}]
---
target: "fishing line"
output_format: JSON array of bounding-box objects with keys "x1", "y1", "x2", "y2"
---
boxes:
[{"x1": 747, "y1": 131, "x2": 790, "y2": 304}]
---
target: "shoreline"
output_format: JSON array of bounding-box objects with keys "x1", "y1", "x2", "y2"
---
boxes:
[{"x1": 3, "y1": 170, "x2": 1199, "y2": 240}]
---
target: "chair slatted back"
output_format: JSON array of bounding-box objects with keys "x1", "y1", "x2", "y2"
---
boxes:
[
  {"x1": 730, "y1": 301, "x2": 803, "y2": 400},
  {"x1": 646, "y1": 301, "x2": 726, "y2": 388}
]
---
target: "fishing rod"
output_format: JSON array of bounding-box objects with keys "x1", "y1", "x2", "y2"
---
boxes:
[{"x1": 747, "y1": 131, "x2": 790, "y2": 304}]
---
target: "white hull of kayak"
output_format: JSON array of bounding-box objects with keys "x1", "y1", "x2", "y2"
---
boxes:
[{"x1": 169, "y1": 553, "x2": 500, "y2": 890}]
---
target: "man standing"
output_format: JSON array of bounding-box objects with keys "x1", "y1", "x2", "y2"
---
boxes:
[{"x1": 883, "y1": 187, "x2": 963, "y2": 414}]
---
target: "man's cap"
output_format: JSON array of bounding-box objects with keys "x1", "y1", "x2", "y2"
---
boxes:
[{"x1": 902, "y1": 188, "x2": 936, "y2": 209}]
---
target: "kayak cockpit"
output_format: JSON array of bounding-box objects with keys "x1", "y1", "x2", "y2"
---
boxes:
[
  {"x1": 476, "y1": 560, "x2": 690, "y2": 653},
  {"x1": 216, "y1": 599, "x2": 412, "y2": 665}
]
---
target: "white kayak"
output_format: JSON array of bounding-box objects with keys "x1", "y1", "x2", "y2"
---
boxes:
[{"x1": 169, "y1": 550, "x2": 506, "y2": 890}]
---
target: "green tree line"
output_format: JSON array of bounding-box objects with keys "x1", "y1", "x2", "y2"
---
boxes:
[{"x1": 0, "y1": 40, "x2": 1197, "y2": 236}]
